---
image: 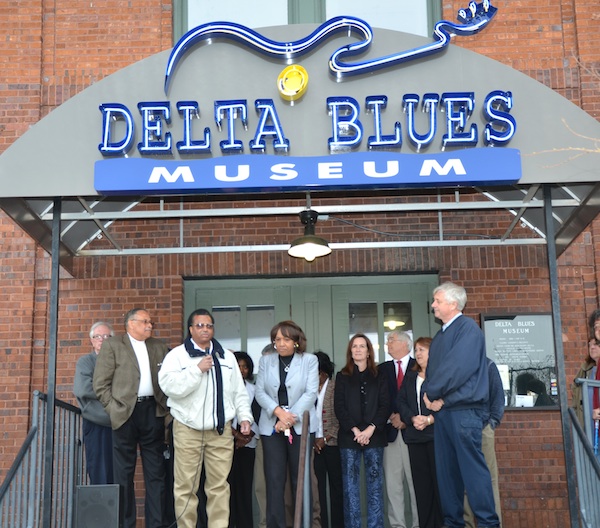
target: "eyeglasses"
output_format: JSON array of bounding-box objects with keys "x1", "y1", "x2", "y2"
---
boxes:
[
  {"x1": 192, "y1": 323, "x2": 214, "y2": 330},
  {"x1": 92, "y1": 334, "x2": 111, "y2": 340},
  {"x1": 387, "y1": 338, "x2": 397, "y2": 343},
  {"x1": 131, "y1": 319, "x2": 154, "y2": 326}
]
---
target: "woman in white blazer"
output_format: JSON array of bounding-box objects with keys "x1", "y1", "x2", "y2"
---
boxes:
[{"x1": 255, "y1": 320, "x2": 319, "y2": 528}]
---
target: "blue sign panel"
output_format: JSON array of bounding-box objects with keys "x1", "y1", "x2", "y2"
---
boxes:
[
  {"x1": 92, "y1": 2, "x2": 523, "y2": 197},
  {"x1": 95, "y1": 148, "x2": 521, "y2": 195}
]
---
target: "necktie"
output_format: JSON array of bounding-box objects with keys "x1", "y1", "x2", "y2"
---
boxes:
[{"x1": 396, "y1": 360, "x2": 404, "y2": 389}]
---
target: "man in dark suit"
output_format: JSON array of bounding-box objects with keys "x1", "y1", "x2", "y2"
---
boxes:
[
  {"x1": 379, "y1": 331, "x2": 419, "y2": 528},
  {"x1": 94, "y1": 308, "x2": 169, "y2": 528}
]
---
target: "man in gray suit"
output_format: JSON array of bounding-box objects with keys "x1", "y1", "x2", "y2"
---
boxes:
[
  {"x1": 94, "y1": 308, "x2": 169, "y2": 528},
  {"x1": 74, "y1": 320, "x2": 115, "y2": 485}
]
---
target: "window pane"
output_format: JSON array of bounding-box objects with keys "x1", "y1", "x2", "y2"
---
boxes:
[
  {"x1": 383, "y1": 302, "x2": 413, "y2": 361},
  {"x1": 349, "y1": 302, "x2": 380, "y2": 362},
  {"x1": 212, "y1": 306, "x2": 241, "y2": 352},
  {"x1": 383, "y1": 302, "x2": 412, "y2": 332},
  {"x1": 247, "y1": 305, "x2": 275, "y2": 373},
  {"x1": 188, "y1": 1, "x2": 288, "y2": 30},
  {"x1": 348, "y1": 301, "x2": 415, "y2": 363},
  {"x1": 326, "y1": 0, "x2": 429, "y2": 36}
]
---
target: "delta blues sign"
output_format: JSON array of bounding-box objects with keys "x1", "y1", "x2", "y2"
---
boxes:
[{"x1": 94, "y1": 1, "x2": 521, "y2": 195}]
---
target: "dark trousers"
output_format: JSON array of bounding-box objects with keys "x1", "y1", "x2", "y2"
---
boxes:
[
  {"x1": 261, "y1": 430, "x2": 313, "y2": 528},
  {"x1": 229, "y1": 446, "x2": 255, "y2": 528},
  {"x1": 407, "y1": 441, "x2": 443, "y2": 528},
  {"x1": 314, "y1": 444, "x2": 344, "y2": 528},
  {"x1": 82, "y1": 418, "x2": 114, "y2": 485},
  {"x1": 434, "y1": 408, "x2": 499, "y2": 528},
  {"x1": 112, "y1": 399, "x2": 166, "y2": 528}
]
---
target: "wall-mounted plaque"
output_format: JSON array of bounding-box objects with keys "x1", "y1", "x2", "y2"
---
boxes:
[{"x1": 481, "y1": 313, "x2": 557, "y2": 408}]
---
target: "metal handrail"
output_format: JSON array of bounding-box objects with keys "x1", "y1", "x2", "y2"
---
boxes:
[
  {"x1": 0, "y1": 426, "x2": 39, "y2": 501},
  {"x1": 569, "y1": 407, "x2": 600, "y2": 527},
  {"x1": 0, "y1": 391, "x2": 85, "y2": 528},
  {"x1": 574, "y1": 378, "x2": 600, "y2": 445}
]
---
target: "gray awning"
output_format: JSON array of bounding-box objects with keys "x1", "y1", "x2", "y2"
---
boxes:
[{"x1": 1, "y1": 24, "x2": 598, "y2": 265}]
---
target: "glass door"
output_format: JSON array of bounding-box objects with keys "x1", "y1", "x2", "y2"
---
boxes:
[
  {"x1": 185, "y1": 275, "x2": 438, "y2": 371},
  {"x1": 331, "y1": 280, "x2": 434, "y2": 364},
  {"x1": 185, "y1": 280, "x2": 292, "y2": 373}
]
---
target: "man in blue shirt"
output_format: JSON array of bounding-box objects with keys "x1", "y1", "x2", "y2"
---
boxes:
[{"x1": 423, "y1": 282, "x2": 499, "y2": 528}]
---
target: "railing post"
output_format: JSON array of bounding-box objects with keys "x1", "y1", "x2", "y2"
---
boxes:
[
  {"x1": 543, "y1": 184, "x2": 579, "y2": 525},
  {"x1": 43, "y1": 197, "x2": 62, "y2": 528},
  {"x1": 293, "y1": 410, "x2": 311, "y2": 528},
  {"x1": 568, "y1": 407, "x2": 600, "y2": 526},
  {"x1": 27, "y1": 393, "x2": 41, "y2": 527},
  {"x1": 574, "y1": 378, "x2": 600, "y2": 447}
]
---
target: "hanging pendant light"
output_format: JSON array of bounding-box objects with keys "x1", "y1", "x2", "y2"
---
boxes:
[{"x1": 288, "y1": 209, "x2": 332, "y2": 262}]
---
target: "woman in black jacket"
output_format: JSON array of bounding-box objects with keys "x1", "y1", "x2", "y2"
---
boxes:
[
  {"x1": 397, "y1": 336, "x2": 443, "y2": 528},
  {"x1": 334, "y1": 333, "x2": 389, "y2": 528}
]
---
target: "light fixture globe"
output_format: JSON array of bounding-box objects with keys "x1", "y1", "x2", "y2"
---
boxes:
[
  {"x1": 288, "y1": 234, "x2": 332, "y2": 261},
  {"x1": 287, "y1": 209, "x2": 332, "y2": 261}
]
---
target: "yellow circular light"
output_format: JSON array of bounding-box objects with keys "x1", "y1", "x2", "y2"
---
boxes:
[{"x1": 277, "y1": 65, "x2": 309, "y2": 102}]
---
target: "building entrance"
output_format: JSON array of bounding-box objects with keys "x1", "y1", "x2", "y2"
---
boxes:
[{"x1": 184, "y1": 274, "x2": 439, "y2": 371}]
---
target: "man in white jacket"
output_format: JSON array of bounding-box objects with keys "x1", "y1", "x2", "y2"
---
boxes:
[{"x1": 159, "y1": 308, "x2": 253, "y2": 528}]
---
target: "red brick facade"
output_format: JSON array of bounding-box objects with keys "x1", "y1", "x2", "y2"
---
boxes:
[{"x1": 2, "y1": 1, "x2": 600, "y2": 526}]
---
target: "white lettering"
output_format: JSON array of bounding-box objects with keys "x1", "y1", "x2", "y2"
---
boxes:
[
  {"x1": 419, "y1": 159, "x2": 466, "y2": 176},
  {"x1": 148, "y1": 166, "x2": 194, "y2": 183},
  {"x1": 318, "y1": 162, "x2": 343, "y2": 179},
  {"x1": 270, "y1": 163, "x2": 298, "y2": 180},
  {"x1": 214, "y1": 165, "x2": 250, "y2": 182},
  {"x1": 363, "y1": 160, "x2": 399, "y2": 178}
]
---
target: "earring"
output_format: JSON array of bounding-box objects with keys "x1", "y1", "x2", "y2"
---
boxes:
[{"x1": 294, "y1": 343, "x2": 298, "y2": 348}]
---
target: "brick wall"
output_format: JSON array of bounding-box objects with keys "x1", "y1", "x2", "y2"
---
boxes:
[
  {"x1": 2, "y1": 208, "x2": 597, "y2": 526},
  {"x1": 445, "y1": 0, "x2": 600, "y2": 119},
  {"x1": 0, "y1": 211, "x2": 38, "y2": 474}
]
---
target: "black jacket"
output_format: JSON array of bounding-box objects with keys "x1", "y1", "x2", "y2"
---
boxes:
[
  {"x1": 397, "y1": 370, "x2": 435, "y2": 444},
  {"x1": 334, "y1": 365, "x2": 390, "y2": 449},
  {"x1": 379, "y1": 357, "x2": 416, "y2": 442}
]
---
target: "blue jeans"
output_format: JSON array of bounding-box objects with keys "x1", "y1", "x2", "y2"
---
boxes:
[{"x1": 340, "y1": 447, "x2": 384, "y2": 528}]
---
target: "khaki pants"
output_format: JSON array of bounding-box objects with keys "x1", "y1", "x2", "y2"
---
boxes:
[
  {"x1": 173, "y1": 419, "x2": 233, "y2": 528},
  {"x1": 383, "y1": 433, "x2": 419, "y2": 528}
]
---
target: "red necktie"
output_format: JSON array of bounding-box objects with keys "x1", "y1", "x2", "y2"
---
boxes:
[{"x1": 396, "y1": 360, "x2": 404, "y2": 389}]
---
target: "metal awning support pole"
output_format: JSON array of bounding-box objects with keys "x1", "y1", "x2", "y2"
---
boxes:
[
  {"x1": 42, "y1": 197, "x2": 61, "y2": 528},
  {"x1": 543, "y1": 184, "x2": 578, "y2": 524}
]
